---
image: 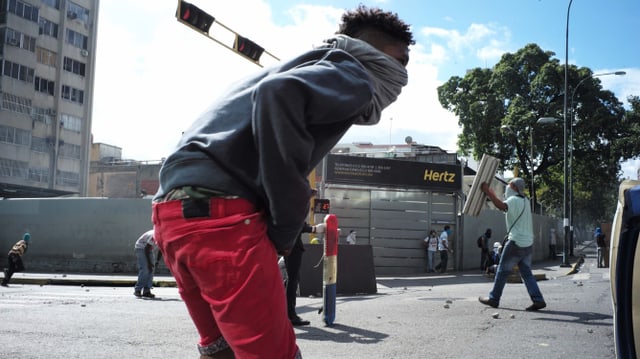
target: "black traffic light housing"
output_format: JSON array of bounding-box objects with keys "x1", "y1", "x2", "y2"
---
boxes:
[
  {"x1": 177, "y1": 0, "x2": 214, "y2": 34},
  {"x1": 234, "y1": 35, "x2": 265, "y2": 63}
]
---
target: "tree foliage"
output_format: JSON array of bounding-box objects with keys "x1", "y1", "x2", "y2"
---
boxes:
[{"x1": 438, "y1": 43, "x2": 639, "y2": 226}]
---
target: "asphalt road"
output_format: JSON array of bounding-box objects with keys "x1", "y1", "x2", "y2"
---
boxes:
[{"x1": 0, "y1": 252, "x2": 614, "y2": 359}]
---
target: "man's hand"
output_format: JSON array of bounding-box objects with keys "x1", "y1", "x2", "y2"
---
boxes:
[
  {"x1": 314, "y1": 223, "x2": 326, "y2": 234},
  {"x1": 480, "y1": 182, "x2": 490, "y2": 193},
  {"x1": 147, "y1": 262, "x2": 154, "y2": 272},
  {"x1": 278, "y1": 249, "x2": 291, "y2": 256}
]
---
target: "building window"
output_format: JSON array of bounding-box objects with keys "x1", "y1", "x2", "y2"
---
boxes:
[
  {"x1": 63, "y1": 56, "x2": 85, "y2": 76},
  {"x1": 0, "y1": 157, "x2": 28, "y2": 179},
  {"x1": 37, "y1": 47, "x2": 57, "y2": 67},
  {"x1": 2, "y1": 59, "x2": 35, "y2": 83},
  {"x1": 61, "y1": 85, "x2": 84, "y2": 105},
  {"x1": 3, "y1": 28, "x2": 36, "y2": 52},
  {"x1": 41, "y1": 0, "x2": 60, "y2": 10},
  {"x1": 7, "y1": 0, "x2": 39, "y2": 23},
  {"x1": 30, "y1": 136, "x2": 49, "y2": 153},
  {"x1": 65, "y1": 28, "x2": 87, "y2": 50},
  {"x1": 0, "y1": 125, "x2": 30, "y2": 146},
  {"x1": 28, "y1": 167, "x2": 49, "y2": 183},
  {"x1": 56, "y1": 170, "x2": 79, "y2": 187},
  {"x1": 35, "y1": 76, "x2": 55, "y2": 96},
  {"x1": 1, "y1": 92, "x2": 32, "y2": 115},
  {"x1": 59, "y1": 142, "x2": 81, "y2": 159},
  {"x1": 61, "y1": 113, "x2": 82, "y2": 132},
  {"x1": 31, "y1": 107, "x2": 54, "y2": 125},
  {"x1": 38, "y1": 17, "x2": 59, "y2": 38},
  {"x1": 67, "y1": 1, "x2": 89, "y2": 24}
]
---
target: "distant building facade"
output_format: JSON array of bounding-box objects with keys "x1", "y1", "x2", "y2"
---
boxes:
[
  {"x1": 88, "y1": 142, "x2": 161, "y2": 198},
  {"x1": 0, "y1": 0, "x2": 99, "y2": 198}
]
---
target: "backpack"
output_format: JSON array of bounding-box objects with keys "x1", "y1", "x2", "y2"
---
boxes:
[{"x1": 477, "y1": 236, "x2": 483, "y2": 248}]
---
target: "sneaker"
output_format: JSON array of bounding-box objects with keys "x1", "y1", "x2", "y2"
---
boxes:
[
  {"x1": 134, "y1": 290, "x2": 142, "y2": 298},
  {"x1": 142, "y1": 290, "x2": 155, "y2": 299},
  {"x1": 290, "y1": 316, "x2": 310, "y2": 326},
  {"x1": 525, "y1": 301, "x2": 546, "y2": 311},
  {"x1": 478, "y1": 296, "x2": 499, "y2": 308},
  {"x1": 1, "y1": 283, "x2": 8, "y2": 287}
]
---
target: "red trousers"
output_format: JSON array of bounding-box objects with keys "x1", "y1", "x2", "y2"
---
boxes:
[{"x1": 152, "y1": 198, "x2": 299, "y2": 359}]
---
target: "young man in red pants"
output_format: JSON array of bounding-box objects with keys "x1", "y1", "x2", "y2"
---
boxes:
[{"x1": 152, "y1": 5, "x2": 414, "y2": 358}]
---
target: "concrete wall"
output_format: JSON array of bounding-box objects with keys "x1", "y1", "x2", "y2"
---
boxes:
[
  {"x1": 460, "y1": 209, "x2": 561, "y2": 270},
  {"x1": 0, "y1": 197, "x2": 560, "y2": 275},
  {"x1": 0, "y1": 198, "x2": 153, "y2": 274}
]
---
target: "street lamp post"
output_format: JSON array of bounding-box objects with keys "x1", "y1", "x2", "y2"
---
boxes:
[
  {"x1": 561, "y1": 0, "x2": 574, "y2": 267},
  {"x1": 568, "y1": 70, "x2": 626, "y2": 254}
]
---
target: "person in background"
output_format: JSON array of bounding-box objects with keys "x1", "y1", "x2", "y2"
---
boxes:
[
  {"x1": 346, "y1": 230, "x2": 357, "y2": 245},
  {"x1": 423, "y1": 229, "x2": 438, "y2": 273},
  {"x1": 134, "y1": 229, "x2": 157, "y2": 298},
  {"x1": 285, "y1": 220, "x2": 325, "y2": 326},
  {"x1": 284, "y1": 188, "x2": 325, "y2": 327},
  {"x1": 549, "y1": 228, "x2": 557, "y2": 260},
  {"x1": 151, "y1": 5, "x2": 414, "y2": 358},
  {"x1": 485, "y1": 242, "x2": 502, "y2": 275},
  {"x1": 478, "y1": 228, "x2": 492, "y2": 271},
  {"x1": 595, "y1": 227, "x2": 607, "y2": 268},
  {"x1": 435, "y1": 225, "x2": 452, "y2": 273},
  {"x1": 478, "y1": 178, "x2": 546, "y2": 311},
  {"x1": 2, "y1": 232, "x2": 30, "y2": 287}
]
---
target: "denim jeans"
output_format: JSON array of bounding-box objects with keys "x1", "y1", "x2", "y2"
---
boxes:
[
  {"x1": 489, "y1": 240, "x2": 545, "y2": 304},
  {"x1": 134, "y1": 248, "x2": 154, "y2": 291},
  {"x1": 426, "y1": 250, "x2": 436, "y2": 271}
]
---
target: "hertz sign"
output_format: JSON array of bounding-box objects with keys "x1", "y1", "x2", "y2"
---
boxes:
[{"x1": 325, "y1": 154, "x2": 461, "y2": 191}]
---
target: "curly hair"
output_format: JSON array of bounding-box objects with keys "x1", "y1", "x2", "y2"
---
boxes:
[{"x1": 336, "y1": 5, "x2": 415, "y2": 46}]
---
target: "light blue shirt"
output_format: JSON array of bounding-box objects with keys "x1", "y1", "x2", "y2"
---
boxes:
[{"x1": 505, "y1": 195, "x2": 533, "y2": 247}]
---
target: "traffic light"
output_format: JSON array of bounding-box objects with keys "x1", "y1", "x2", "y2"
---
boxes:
[
  {"x1": 176, "y1": 0, "x2": 215, "y2": 34},
  {"x1": 313, "y1": 199, "x2": 331, "y2": 214},
  {"x1": 234, "y1": 35, "x2": 264, "y2": 62}
]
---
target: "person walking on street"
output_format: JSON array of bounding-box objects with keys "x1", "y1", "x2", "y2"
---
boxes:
[
  {"x1": 478, "y1": 178, "x2": 546, "y2": 311},
  {"x1": 549, "y1": 228, "x2": 557, "y2": 260},
  {"x1": 151, "y1": 5, "x2": 414, "y2": 358},
  {"x1": 478, "y1": 228, "x2": 492, "y2": 271},
  {"x1": 2, "y1": 232, "x2": 30, "y2": 287},
  {"x1": 285, "y1": 220, "x2": 324, "y2": 326},
  {"x1": 134, "y1": 229, "x2": 157, "y2": 298},
  {"x1": 595, "y1": 227, "x2": 607, "y2": 268},
  {"x1": 435, "y1": 225, "x2": 452, "y2": 273},
  {"x1": 423, "y1": 229, "x2": 438, "y2": 273}
]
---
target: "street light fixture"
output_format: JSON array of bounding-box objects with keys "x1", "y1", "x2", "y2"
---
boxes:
[
  {"x1": 501, "y1": 117, "x2": 559, "y2": 212},
  {"x1": 561, "y1": 0, "x2": 574, "y2": 267},
  {"x1": 568, "y1": 70, "x2": 626, "y2": 255}
]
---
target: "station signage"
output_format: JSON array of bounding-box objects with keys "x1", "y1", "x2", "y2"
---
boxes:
[{"x1": 325, "y1": 154, "x2": 461, "y2": 191}]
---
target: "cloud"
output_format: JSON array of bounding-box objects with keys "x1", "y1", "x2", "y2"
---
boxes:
[{"x1": 420, "y1": 23, "x2": 511, "y2": 65}]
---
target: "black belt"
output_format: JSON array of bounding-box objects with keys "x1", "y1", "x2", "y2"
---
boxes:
[{"x1": 160, "y1": 186, "x2": 239, "y2": 202}]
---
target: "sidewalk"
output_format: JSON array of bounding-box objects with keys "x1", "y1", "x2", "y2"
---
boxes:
[{"x1": 3, "y1": 245, "x2": 595, "y2": 288}]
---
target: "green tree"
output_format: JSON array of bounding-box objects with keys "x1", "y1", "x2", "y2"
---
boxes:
[{"x1": 438, "y1": 43, "x2": 638, "y2": 226}]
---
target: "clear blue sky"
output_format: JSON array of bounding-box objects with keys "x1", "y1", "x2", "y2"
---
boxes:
[{"x1": 92, "y1": 0, "x2": 640, "y2": 177}]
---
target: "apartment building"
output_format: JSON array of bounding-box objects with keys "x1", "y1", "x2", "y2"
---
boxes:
[{"x1": 0, "y1": 0, "x2": 99, "y2": 198}]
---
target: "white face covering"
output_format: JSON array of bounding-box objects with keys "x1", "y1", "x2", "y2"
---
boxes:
[{"x1": 505, "y1": 185, "x2": 518, "y2": 199}]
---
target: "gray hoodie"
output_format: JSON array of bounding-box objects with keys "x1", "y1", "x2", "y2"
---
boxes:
[{"x1": 155, "y1": 44, "x2": 391, "y2": 252}]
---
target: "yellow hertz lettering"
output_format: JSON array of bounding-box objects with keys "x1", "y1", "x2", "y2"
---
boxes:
[{"x1": 423, "y1": 169, "x2": 456, "y2": 183}]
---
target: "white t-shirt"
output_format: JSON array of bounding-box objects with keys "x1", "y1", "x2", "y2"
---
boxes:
[
  {"x1": 438, "y1": 231, "x2": 449, "y2": 251},
  {"x1": 346, "y1": 232, "x2": 356, "y2": 245},
  {"x1": 424, "y1": 235, "x2": 438, "y2": 252},
  {"x1": 134, "y1": 229, "x2": 155, "y2": 249}
]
